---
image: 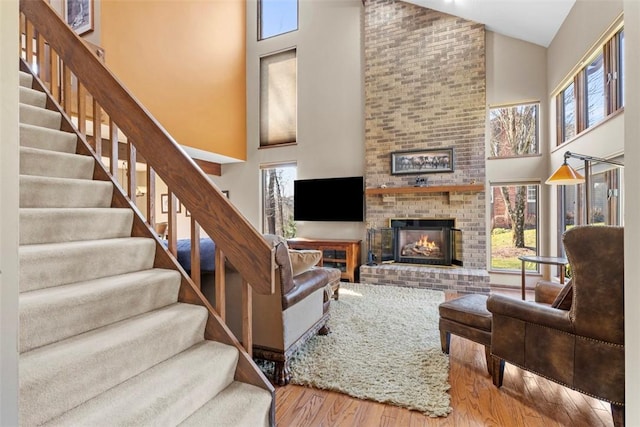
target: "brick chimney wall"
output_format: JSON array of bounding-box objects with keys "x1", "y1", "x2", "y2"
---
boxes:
[{"x1": 364, "y1": 0, "x2": 487, "y2": 269}]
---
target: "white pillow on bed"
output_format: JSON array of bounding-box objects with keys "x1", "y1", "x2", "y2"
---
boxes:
[{"x1": 288, "y1": 249, "x2": 322, "y2": 276}]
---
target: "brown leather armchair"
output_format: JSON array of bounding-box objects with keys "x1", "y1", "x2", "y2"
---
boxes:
[
  {"x1": 487, "y1": 226, "x2": 624, "y2": 427},
  {"x1": 219, "y1": 235, "x2": 341, "y2": 385}
]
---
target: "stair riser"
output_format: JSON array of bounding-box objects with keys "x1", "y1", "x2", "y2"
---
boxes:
[
  {"x1": 19, "y1": 238, "x2": 156, "y2": 292},
  {"x1": 20, "y1": 304, "x2": 208, "y2": 426},
  {"x1": 20, "y1": 208, "x2": 133, "y2": 245},
  {"x1": 45, "y1": 341, "x2": 239, "y2": 426},
  {"x1": 20, "y1": 269, "x2": 181, "y2": 353},
  {"x1": 20, "y1": 124, "x2": 77, "y2": 154},
  {"x1": 180, "y1": 382, "x2": 272, "y2": 427},
  {"x1": 20, "y1": 103, "x2": 61, "y2": 130},
  {"x1": 20, "y1": 147, "x2": 95, "y2": 180},
  {"x1": 20, "y1": 176, "x2": 113, "y2": 208}
]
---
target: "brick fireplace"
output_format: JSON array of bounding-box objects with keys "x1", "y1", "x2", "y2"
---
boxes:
[{"x1": 361, "y1": 0, "x2": 489, "y2": 293}]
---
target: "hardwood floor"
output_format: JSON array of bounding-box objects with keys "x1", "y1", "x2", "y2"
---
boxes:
[{"x1": 275, "y1": 288, "x2": 614, "y2": 427}]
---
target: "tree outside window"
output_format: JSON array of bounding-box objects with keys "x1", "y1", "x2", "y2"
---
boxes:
[
  {"x1": 489, "y1": 103, "x2": 539, "y2": 157},
  {"x1": 488, "y1": 102, "x2": 539, "y2": 270},
  {"x1": 262, "y1": 164, "x2": 296, "y2": 238},
  {"x1": 490, "y1": 185, "x2": 538, "y2": 271}
]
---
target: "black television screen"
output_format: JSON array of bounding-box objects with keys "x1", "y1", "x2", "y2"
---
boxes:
[{"x1": 294, "y1": 176, "x2": 364, "y2": 222}]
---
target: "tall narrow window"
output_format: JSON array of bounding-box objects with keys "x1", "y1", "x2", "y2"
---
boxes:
[
  {"x1": 490, "y1": 184, "x2": 539, "y2": 271},
  {"x1": 617, "y1": 30, "x2": 624, "y2": 107},
  {"x1": 489, "y1": 103, "x2": 539, "y2": 157},
  {"x1": 261, "y1": 164, "x2": 297, "y2": 238},
  {"x1": 260, "y1": 49, "x2": 297, "y2": 147},
  {"x1": 259, "y1": 0, "x2": 298, "y2": 40},
  {"x1": 585, "y1": 52, "x2": 605, "y2": 127},
  {"x1": 561, "y1": 82, "x2": 577, "y2": 143}
]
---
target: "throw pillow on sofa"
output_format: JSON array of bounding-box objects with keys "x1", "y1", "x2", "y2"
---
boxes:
[{"x1": 288, "y1": 249, "x2": 322, "y2": 276}]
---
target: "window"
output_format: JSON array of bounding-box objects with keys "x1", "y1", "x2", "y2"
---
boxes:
[
  {"x1": 261, "y1": 164, "x2": 297, "y2": 238},
  {"x1": 557, "y1": 166, "x2": 623, "y2": 255},
  {"x1": 260, "y1": 49, "x2": 297, "y2": 147},
  {"x1": 489, "y1": 103, "x2": 539, "y2": 157},
  {"x1": 259, "y1": 0, "x2": 298, "y2": 40},
  {"x1": 560, "y1": 82, "x2": 577, "y2": 143},
  {"x1": 585, "y1": 52, "x2": 605, "y2": 127},
  {"x1": 556, "y1": 27, "x2": 624, "y2": 145},
  {"x1": 490, "y1": 184, "x2": 539, "y2": 271}
]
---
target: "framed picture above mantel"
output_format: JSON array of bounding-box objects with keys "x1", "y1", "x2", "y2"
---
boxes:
[{"x1": 390, "y1": 148, "x2": 454, "y2": 175}]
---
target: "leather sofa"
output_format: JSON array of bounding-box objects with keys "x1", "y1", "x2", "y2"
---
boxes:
[
  {"x1": 487, "y1": 226, "x2": 624, "y2": 427},
  {"x1": 205, "y1": 235, "x2": 341, "y2": 385}
]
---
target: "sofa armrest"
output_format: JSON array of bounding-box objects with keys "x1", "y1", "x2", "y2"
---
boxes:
[{"x1": 487, "y1": 294, "x2": 574, "y2": 333}]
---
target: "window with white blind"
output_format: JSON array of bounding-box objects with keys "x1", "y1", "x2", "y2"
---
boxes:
[{"x1": 260, "y1": 49, "x2": 297, "y2": 147}]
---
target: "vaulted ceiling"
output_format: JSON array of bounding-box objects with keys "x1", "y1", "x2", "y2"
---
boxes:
[{"x1": 403, "y1": 0, "x2": 576, "y2": 47}]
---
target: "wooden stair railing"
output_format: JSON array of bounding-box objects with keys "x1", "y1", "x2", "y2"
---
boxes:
[{"x1": 19, "y1": 0, "x2": 276, "y2": 398}]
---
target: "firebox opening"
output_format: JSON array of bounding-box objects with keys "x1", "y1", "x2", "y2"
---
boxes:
[{"x1": 390, "y1": 219, "x2": 462, "y2": 266}]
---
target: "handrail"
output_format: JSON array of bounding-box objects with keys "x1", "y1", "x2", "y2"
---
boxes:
[{"x1": 20, "y1": 0, "x2": 275, "y2": 295}]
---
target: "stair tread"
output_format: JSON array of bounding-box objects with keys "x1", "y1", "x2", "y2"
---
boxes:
[
  {"x1": 20, "y1": 103, "x2": 61, "y2": 129},
  {"x1": 20, "y1": 146, "x2": 95, "y2": 179},
  {"x1": 19, "y1": 70, "x2": 33, "y2": 88},
  {"x1": 20, "y1": 207, "x2": 134, "y2": 245},
  {"x1": 19, "y1": 237, "x2": 156, "y2": 292},
  {"x1": 180, "y1": 381, "x2": 272, "y2": 427},
  {"x1": 20, "y1": 174, "x2": 113, "y2": 208},
  {"x1": 20, "y1": 303, "x2": 209, "y2": 426},
  {"x1": 43, "y1": 341, "x2": 240, "y2": 427},
  {"x1": 20, "y1": 123, "x2": 76, "y2": 153},
  {"x1": 19, "y1": 86, "x2": 47, "y2": 108},
  {"x1": 20, "y1": 268, "x2": 181, "y2": 353}
]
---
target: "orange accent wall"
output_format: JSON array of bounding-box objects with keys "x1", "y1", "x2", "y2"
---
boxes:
[{"x1": 100, "y1": 0, "x2": 246, "y2": 160}]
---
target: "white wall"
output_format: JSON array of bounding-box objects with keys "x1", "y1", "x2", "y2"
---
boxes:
[
  {"x1": 212, "y1": 0, "x2": 366, "y2": 243},
  {"x1": 485, "y1": 31, "x2": 550, "y2": 287},
  {"x1": 624, "y1": 0, "x2": 640, "y2": 421},
  {"x1": 0, "y1": 0, "x2": 19, "y2": 424}
]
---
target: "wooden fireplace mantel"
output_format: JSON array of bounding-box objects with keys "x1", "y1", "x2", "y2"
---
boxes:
[{"x1": 365, "y1": 184, "x2": 484, "y2": 196}]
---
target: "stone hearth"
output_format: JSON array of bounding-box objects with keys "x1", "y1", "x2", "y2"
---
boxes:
[{"x1": 359, "y1": 264, "x2": 490, "y2": 294}]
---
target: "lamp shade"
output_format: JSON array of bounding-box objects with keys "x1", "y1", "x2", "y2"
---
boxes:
[{"x1": 545, "y1": 162, "x2": 585, "y2": 185}]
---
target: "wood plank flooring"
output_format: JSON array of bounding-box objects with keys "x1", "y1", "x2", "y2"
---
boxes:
[{"x1": 275, "y1": 289, "x2": 614, "y2": 427}]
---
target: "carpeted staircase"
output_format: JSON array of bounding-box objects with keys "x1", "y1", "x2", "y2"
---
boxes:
[{"x1": 18, "y1": 70, "x2": 272, "y2": 426}]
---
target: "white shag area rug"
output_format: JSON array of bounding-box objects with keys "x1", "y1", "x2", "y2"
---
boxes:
[{"x1": 288, "y1": 282, "x2": 452, "y2": 417}]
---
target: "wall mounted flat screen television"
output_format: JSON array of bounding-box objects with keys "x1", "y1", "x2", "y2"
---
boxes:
[{"x1": 294, "y1": 176, "x2": 364, "y2": 222}]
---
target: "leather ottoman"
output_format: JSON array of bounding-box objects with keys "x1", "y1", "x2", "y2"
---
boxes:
[{"x1": 438, "y1": 293, "x2": 492, "y2": 374}]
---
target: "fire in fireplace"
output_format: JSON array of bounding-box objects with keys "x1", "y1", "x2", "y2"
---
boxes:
[{"x1": 391, "y1": 219, "x2": 462, "y2": 266}]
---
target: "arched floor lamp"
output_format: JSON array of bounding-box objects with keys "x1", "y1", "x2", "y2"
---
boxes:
[{"x1": 546, "y1": 151, "x2": 624, "y2": 224}]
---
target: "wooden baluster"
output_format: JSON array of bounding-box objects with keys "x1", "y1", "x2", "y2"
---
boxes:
[
  {"x1": 190, "y1": 220, "x2": 201, "y2": 290},
  {"x1": 36, "y1": 33, "x2": 45, "y2": 81},
  {"x1": 127, "y1": 142, "x2": 136, "y2": 199},
  {"x1": 62, "y1": 64, "x2": 72, "y2": 114},
  {"x1": 147, "y1": 167, "x2": 156, "y2": 227},
  {"x1": 19, "y1": 14, "x2": 25, "y2": 58},
  {"x1": 92, "y1": 99, "x2": 102, "y2": 156},
  {"x1": 215, "y1": 248, "x2": 226, "y2": 322},
  {"x1": 167, "y1": 191, "x2": 178, "y2": 256},
  {"x1": 242, "y1": 279, "x2": 253, "y2": 357},
  {"x1": 25, "y1": 20, "x2": 34, "y2": 68},
  {"x1": 50, "y1": 50, "x2": 60, "y2": 103},
  {"x1": 77, "y1": 83, "x2": 86, "y2": 136},
  {"x1": 108, "y1": 118, "x2": 118, "y2": 178}
]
